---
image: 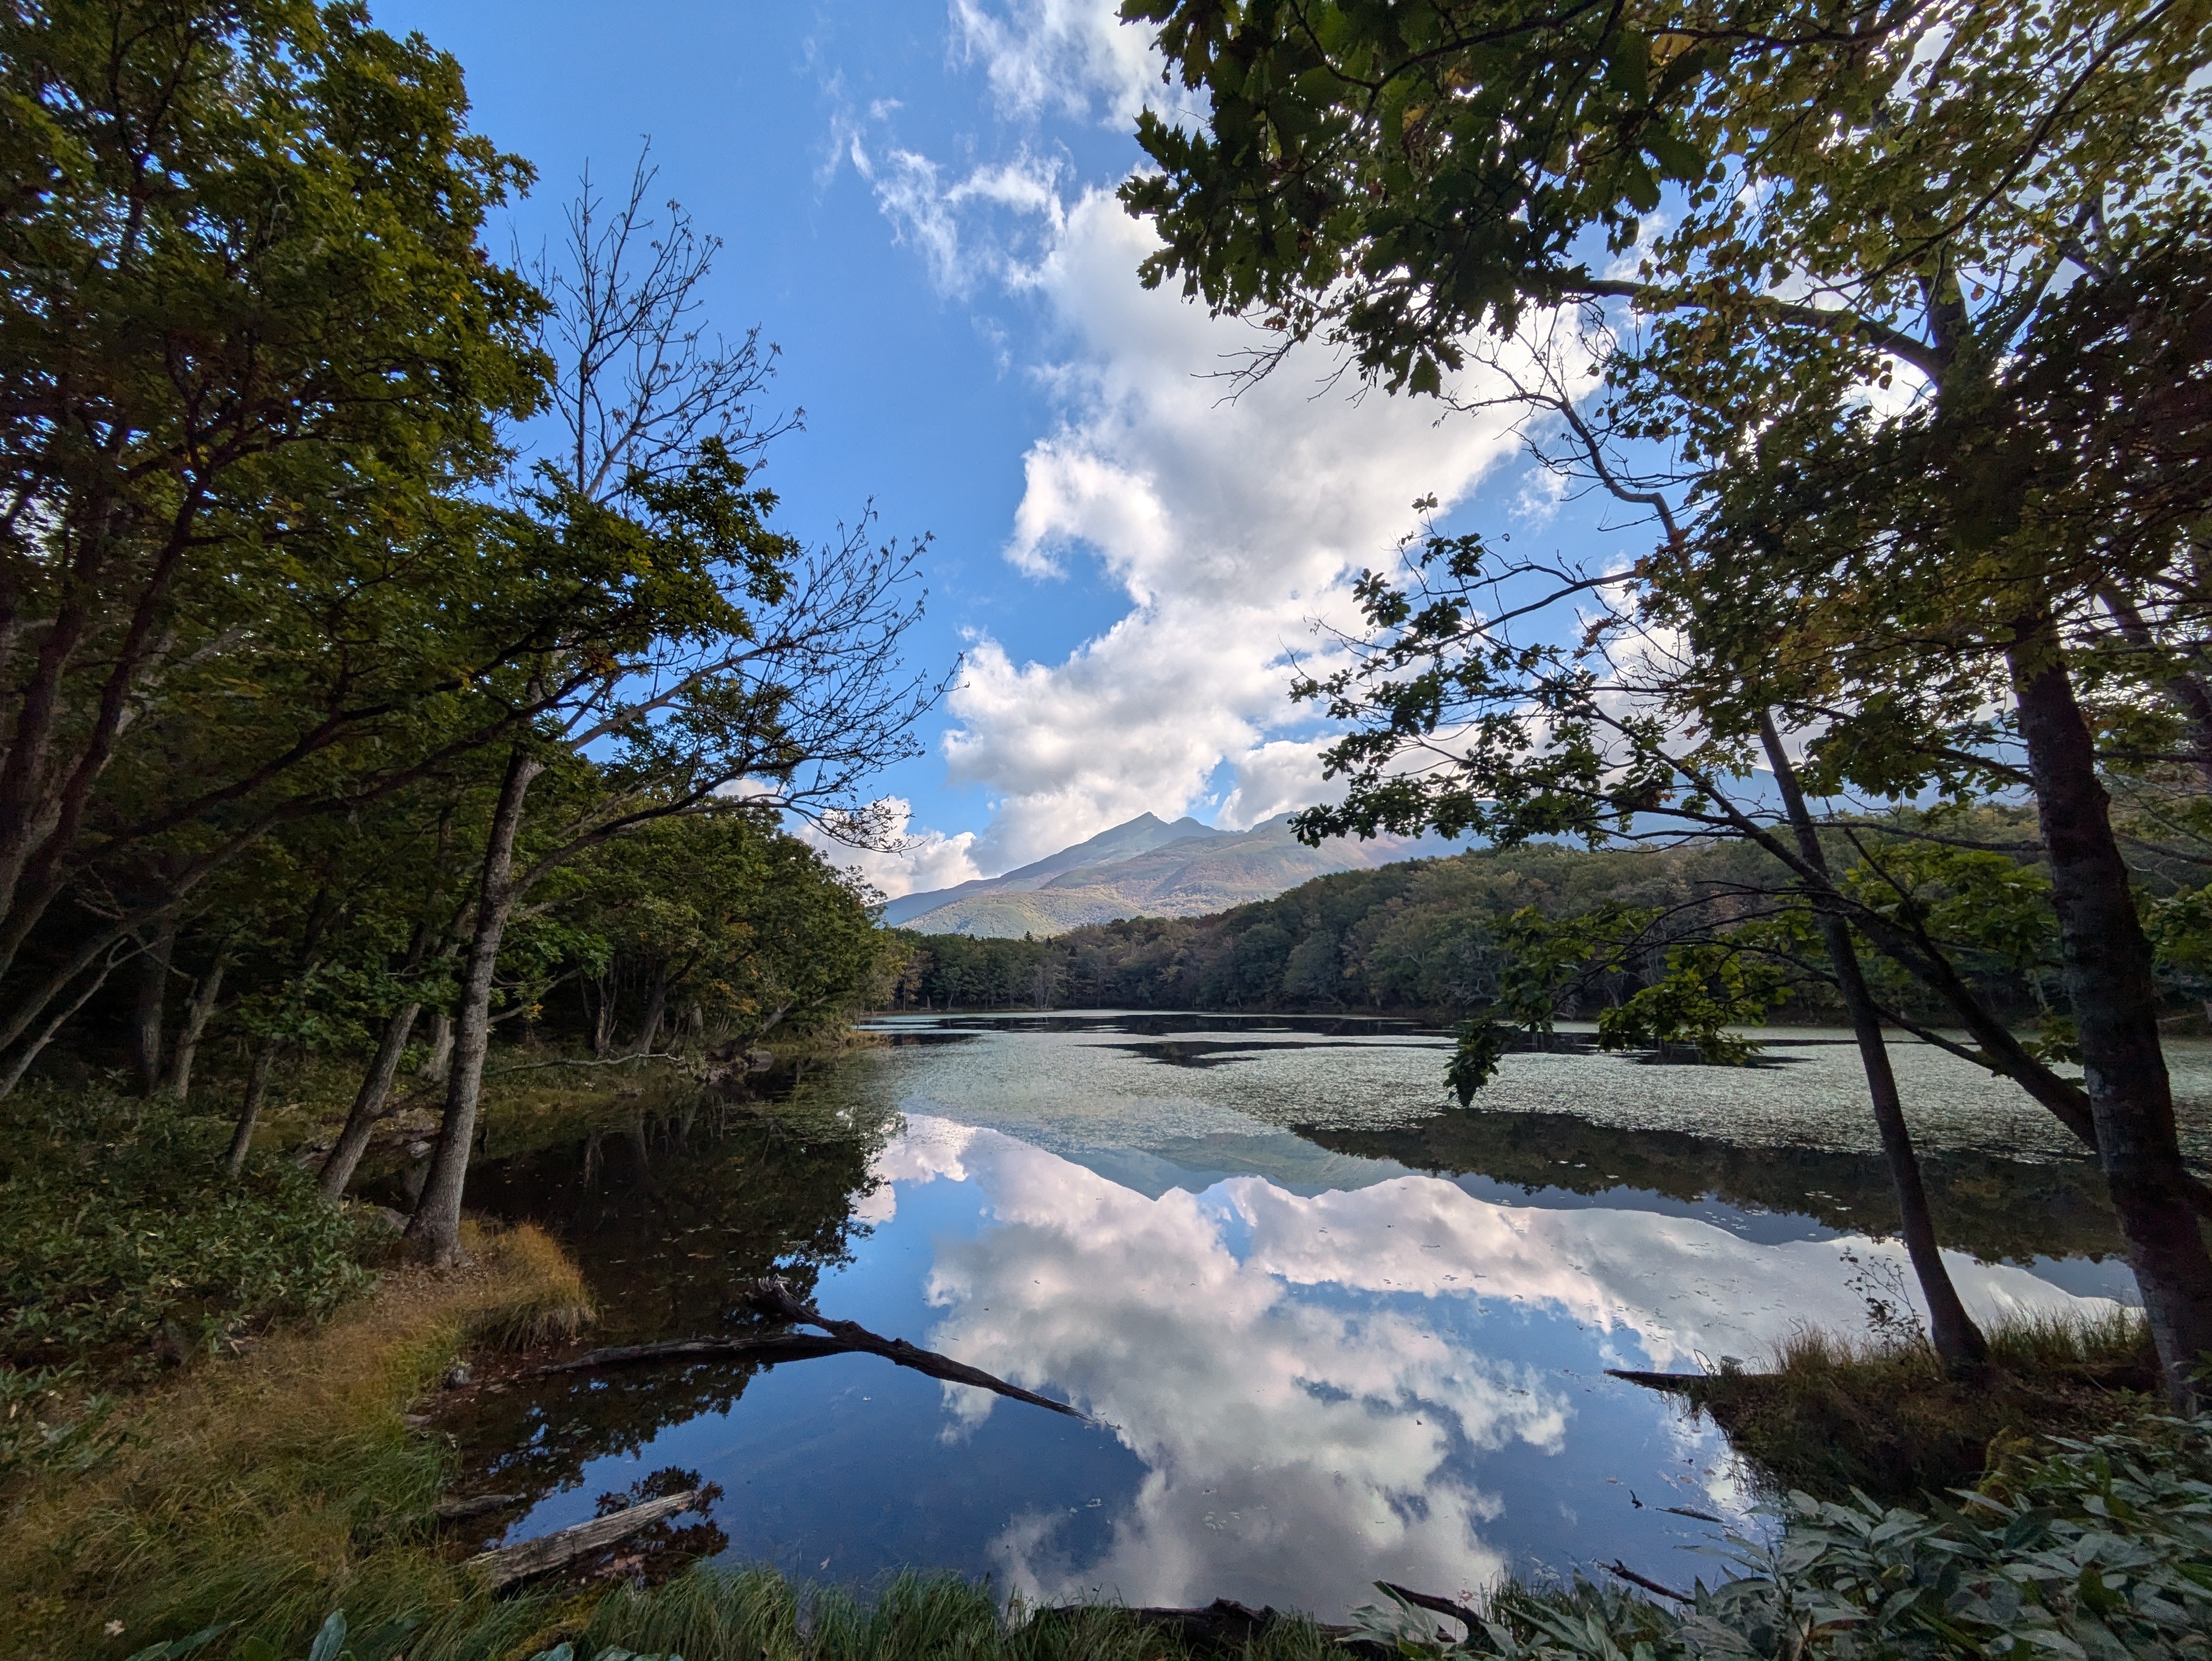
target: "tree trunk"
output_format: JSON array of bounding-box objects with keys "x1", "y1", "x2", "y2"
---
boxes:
[
  {"x1": 591, "y1": 975, "x2": 613, "y2": 1059},
  {"x1": 420, "y1": 1008, "x2": 454, "y2": 1082},
  {"x1": 406, "y1": 748, "x2": 543, "y2": 1265},
  {"x1": 131, "y1": 921, "x2": 174, "y2": 1096},
  {"x1": 634, "y1": 964, "x2": 668, "y2": 1056},
  {"x1": 224, "y1": 1039, "x2": 282, "y2": 1178},
  {"x1": 317, "y1": 1001, "x2": 421, "y2": 1202},
  {"x1": 2009, "y1": 617, "x2": 2212, "y2": 1404},
  {"x1": 1760, "y1": 715, "x2": 1987, "y2": 1367},
  {"x1": 164, "y1": 958, "x2": 225, "y2": 1102},
  {"x1": 0, "y1": 943, "x2": 127, "y2": 1097}
]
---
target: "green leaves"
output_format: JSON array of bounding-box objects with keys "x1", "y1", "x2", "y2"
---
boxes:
[
  {"x1": 1122, "y1": 1, "x2": 1728, "y2": 386},
  {"x1": 1597, "y1": 943, "x2": 1784, "y2": 1067},
  {"x1": 1448, "y1": 1019, "x2": 1511, "y2": 1104},
  {"x1": 1351, "y1": 1412, "x2": 2212, "y2": 1660},
  {"x1": 0, "y1": 1088, "x2": 374, "y2": 1391}
]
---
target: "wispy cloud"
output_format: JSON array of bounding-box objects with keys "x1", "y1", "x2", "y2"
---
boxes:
[{"x1": 949, "y1": 0, "x2": 1173, "y2": 127}]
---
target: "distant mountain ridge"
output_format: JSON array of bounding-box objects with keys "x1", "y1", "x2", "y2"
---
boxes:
[
  {"x1": 885, "y1": 812, "x2": 1444, "y2": 938},
  {"x1": 877, "y1": 812, "x2": 1222, "y2": 926}
]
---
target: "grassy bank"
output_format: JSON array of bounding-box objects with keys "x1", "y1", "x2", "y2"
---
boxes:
[
  {"x1": 27, "y1": 1394, "x2": 2204, "y2": 1661},
  {"x1": 1625, "y1": 1310, "x2": 2161, "y2": 1504},
  {"x1": 0, "y1": 1221, "x2": 590, "y2": 1661}
]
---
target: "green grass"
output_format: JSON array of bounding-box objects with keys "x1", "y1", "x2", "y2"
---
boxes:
[
  {"x1": 107, "y1": 1406, "x2": 2212, "y2": 1661},
  {"x1": 558, "y1": 1568, "x2": 1337, "y2": 1661}
]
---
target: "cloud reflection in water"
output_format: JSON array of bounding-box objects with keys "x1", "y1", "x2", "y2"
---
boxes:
[{"x1": 873, "y1": 1115, "x2": 2120, "y2": 1613}]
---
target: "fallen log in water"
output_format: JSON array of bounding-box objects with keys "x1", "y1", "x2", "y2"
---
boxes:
[
  {"x1": 531, "y1": 1279, "x2": 1085, "y2": 1420},
  {"x1": 434, "y1": 1490, "x2": 525, "y2": 1522},
  {"x1": 1604, "y1": 1561, "x2": 1693, "y2": 1603},
  {"x1": 464, "y1": 1489, "x2": 702, "y2": 1589},
  {"x1": 530, "y1": 1333, "x2": 852, "y2": 1373},
  {"x1": 1604, "y1": 1368, "x2": 1710, "y2": 1393}
]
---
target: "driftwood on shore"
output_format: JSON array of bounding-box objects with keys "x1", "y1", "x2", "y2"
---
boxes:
[
  {"x1": 1376, "y1": 1582, "x2": 1483, "y2": 1630},
  {"x1": 530, "y1": 1278, "x2": 1086, "y2": 1420},
  {"x1": 463, "y1": 1489, "x2": 703, "y2": 1589}
]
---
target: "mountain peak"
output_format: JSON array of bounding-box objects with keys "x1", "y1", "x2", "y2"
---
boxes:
[
  {"x1": 885, "y1": 812, "x2": 1443, "y2": 935},
  {"x1": 877, "y1": 810, "x2": 1228, "y2": 926}
]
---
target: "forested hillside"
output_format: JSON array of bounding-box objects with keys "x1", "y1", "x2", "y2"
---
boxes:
[{"x1": 887, "y1": 823, "x2": 2212, "y2": 1030}]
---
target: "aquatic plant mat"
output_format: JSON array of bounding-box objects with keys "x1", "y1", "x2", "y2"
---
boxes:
[{"x1": 1610, "y1": 1311, "x2": 2160, "y2": 1502}]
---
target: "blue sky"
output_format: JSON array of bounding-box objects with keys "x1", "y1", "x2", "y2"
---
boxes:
[{"x1": 372, "y1": 1, "x2": 1637, "y2": 893}]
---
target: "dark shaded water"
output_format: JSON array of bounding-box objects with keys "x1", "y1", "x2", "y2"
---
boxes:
[{"x1": 446, "y1": 1013, "x2": 2162, "y2": 1618}]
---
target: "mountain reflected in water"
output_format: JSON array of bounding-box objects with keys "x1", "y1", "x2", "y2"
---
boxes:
[{"x1": 450, "y1": 1013, "x2": 2166, "y2": 1617}]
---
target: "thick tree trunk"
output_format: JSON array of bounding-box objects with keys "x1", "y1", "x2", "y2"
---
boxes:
[
  {"x1": 406, "y1": 749, "x2": 543, "y2": 1265},
  {"x1": 420, "y1": 1008, "x2": 454, "y2": 1082},
  {"x1": 131, "y1": 921, "x2": 174, "y2": 1096},
  {"x1": 224, "y1": 1039, "x2": 282, "y2": 1178},
  {"x1": 317, "y1": 1001, "x2": 422, "y2": 1202},
  {"x1": 2009, "y1": 618, "x2": 2212, "y2": 1403},
  {"x1": 164, "y1": 959, "x2": 225, "y2": 1102},
  {"x1": 1760, "y1": 716, "x2": 1987, "y2": 1367}
]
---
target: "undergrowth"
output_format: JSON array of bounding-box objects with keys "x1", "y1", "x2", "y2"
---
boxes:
[
  {"x1": 88, "y1": 1408, "x2": 2212, "y2": 1661},
  {"x1": 0, "y1": 1087, "x2": 375, "y2": 1462},
  {"x1": 1353, "y1": 1407, "x2": 2212, "y2": 1660}
]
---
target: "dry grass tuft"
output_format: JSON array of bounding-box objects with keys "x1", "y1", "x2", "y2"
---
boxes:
[
  {"x1": 464, "y1": 1224, "x2": 594, "y2": 1350},
  {"x1": 0, "y1": 1222, "x2": 590, "y2": 1661},
  {"x1": 1669, "y1": 1307, "x2": 2157, "y2": 1503}
]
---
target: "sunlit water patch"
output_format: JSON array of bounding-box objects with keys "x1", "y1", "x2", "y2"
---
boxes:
[{"x1": 452, "y1": 1013, "x2": 2165, "y2": 1618}]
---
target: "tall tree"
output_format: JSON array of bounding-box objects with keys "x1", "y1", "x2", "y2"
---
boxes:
[
  {"x1": 0, "y1": 0, "x2": 573, "y2": 1078},
  {"x1": 1125, "y1": 0, "x2": 2212, "y2": 1393},
  {"x1": 402, "y1": 159, "x2": 936, "y2": 1264}
]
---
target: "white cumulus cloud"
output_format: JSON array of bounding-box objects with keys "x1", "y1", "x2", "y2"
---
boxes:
[
  {"x1": 833, "y1": 9, "x2": 1544, "y2": 873},
  {"x1": 794, "y1": 797, "x2": 983, "y2": 900},
  {"x1": 942, "y1": 190, "x2": 1532, "y2": 868}
]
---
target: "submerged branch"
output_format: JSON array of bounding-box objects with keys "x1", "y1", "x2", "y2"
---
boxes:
[{"x1": 533, "y1": 1278, "x2": 1087, "y2": 1420}]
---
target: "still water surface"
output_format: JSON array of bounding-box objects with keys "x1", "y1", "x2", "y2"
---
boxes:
[{"x1": 453, "y1": 1013, "x2": 2182, "y2": 1618}]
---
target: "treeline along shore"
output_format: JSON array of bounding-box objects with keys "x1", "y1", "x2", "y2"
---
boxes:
[{"x1": 886, "y1": 820, "x2": 2212, "y2": 1033}]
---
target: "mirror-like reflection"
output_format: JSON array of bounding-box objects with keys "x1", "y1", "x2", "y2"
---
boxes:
[{"x1": 451, "y1": 1014, "x2": 2159, "y2": 1617}]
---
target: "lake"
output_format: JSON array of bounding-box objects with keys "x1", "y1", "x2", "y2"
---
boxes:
[{"x1": 446, "y1": 1013, "x2": 2179, "y2": 1620}]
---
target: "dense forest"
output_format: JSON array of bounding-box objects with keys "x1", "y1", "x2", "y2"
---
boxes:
[{"x1": 0, "y1": 8, "x2": 920, "y2": 1262}]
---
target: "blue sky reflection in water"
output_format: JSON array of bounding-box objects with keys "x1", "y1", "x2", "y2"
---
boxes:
[{"x1": 476, "y1": 1018, "x2": 2156, "y2": 1618}]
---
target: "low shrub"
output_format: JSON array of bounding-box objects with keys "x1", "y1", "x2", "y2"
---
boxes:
[
  {"x1": 1352, "y1": 1409, "x2": 2212, "y2": 1660},
  {"x1": 0, "y1": 1224, "x2": 589, "y2": 1661},
  {"x1": 0, "y1": 1089, "x2": 374, "y2": 1429}
]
